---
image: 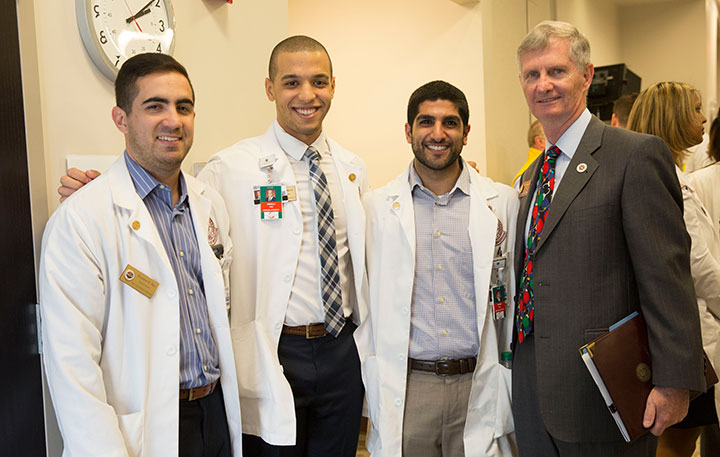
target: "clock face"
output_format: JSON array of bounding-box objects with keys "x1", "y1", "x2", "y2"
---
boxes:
[{"x1": 76, "y1": 0, "x2": 176, "y2": 80}]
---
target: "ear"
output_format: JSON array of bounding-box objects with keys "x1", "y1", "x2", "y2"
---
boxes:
[
  {"x1": 111, "y1": 106, "x2": 129, "y2": 134},
  {"x1": 330, "y1": 76, "x2": 336, "y2": 99},
  {"x1": 405, "y1": 123, "x2": 412, "y2": 144},
  {"x1": 610, "y1": 113, "x2": 619, "y2": 127},
  {"x1": 463, "y1": 124, "x2": 471, "y2": 146},
  {"x1": 265, "y1": 77, "x2": 275, "y2": 102},
  {"x1": 582, "y1": 63, "x2": 595, "y2": 92}
]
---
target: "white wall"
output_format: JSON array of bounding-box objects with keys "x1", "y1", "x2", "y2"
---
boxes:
[
  {"x1": 557, "y1": 0, "x2": 622, "y2": 66},
  {"x1": 21, "y1": 0, "x2": 289, "y2": 215},
  {"x1": 289, "y1": 0, "x2": 487, "y2": 190}
]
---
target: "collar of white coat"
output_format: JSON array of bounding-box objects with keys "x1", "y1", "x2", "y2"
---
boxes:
[
  {"x1": 272, "y1": 119, "x2": 330, "y2": 161},
  {"x1": 107, "y1": 154, "x2": 207, "y2": 210}
]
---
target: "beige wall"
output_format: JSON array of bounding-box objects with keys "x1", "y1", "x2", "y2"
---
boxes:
[
  {"x1": 557, "y1": 0, "x2": 622, "y2": 66},
  {"x1": 289, "y1": 0, "x2": 487, "y2": 189},
  {"x1": 21, "y1": 1, "x2": 289, "y2": 216}
]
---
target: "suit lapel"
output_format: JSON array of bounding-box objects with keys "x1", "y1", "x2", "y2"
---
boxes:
[
  {"x1": 536, "y1": 117, "x2": 603, "y2": 252},
  {"x1": 514, "y1": 156, "x2": 542, "y2": 277}
]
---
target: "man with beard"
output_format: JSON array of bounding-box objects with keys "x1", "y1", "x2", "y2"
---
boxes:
[
  {"x1": 356, "y1": 80, "x2": 517, "y2": 457},
  {"x1": 40, "y1": 53, "x2": 242, "y2": 457}
]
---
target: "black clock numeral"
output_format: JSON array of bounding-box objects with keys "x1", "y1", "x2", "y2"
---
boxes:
[
  {"x1": 93, "y1": 4, "x2": 100, "y2": 18},
  {"x1": 155, "y1": 0, "x2": 160, "y2": 7},
  {"x1": 159, "y1": 19, "x2": 165, "y2": 32},
  {"x1": 156, "y1": 43, "x2": 162, "y2": 52},
  {"x1": 114, "y1": 56, "x2": 120, "y2": 67},
  {"x1": 99, "y1": 30, "x2": 107, "y2": 45}
]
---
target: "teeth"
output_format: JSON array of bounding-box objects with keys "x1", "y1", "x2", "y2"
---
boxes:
[
  {"x1": 295, "y1": 108, "x2": 317, "y2": 115},
  {"x1": 158, "y1": 136, "x2": 179, "y2": 141},
  {"x1": 426, "y1": 144, "x2": 447, "y2": 151}
]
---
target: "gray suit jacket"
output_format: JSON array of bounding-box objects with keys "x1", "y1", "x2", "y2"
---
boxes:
[{"x1": 513, "y1": 115, "x2": 705, "y2": 442}]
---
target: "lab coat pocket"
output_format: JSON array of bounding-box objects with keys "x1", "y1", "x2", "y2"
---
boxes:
[
  {"x1": 230, "y1": 321, "x2": 273, "y2": 399},
  {"x1": 494, "y1": 364, "x2": 514, "y2": 437},
  {"x1": 117, "y1": 411, "x2": 144, "y2": 457}
]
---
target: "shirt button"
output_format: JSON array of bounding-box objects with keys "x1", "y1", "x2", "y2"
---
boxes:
[
  {"x1": 188, "y1": 289, "x2": 194, "y2": 295},
  {"x1": 442, "y1": 330, "x2": 448, "y2": 336},
  {"x1": 437, "y1": 265, "x2": 443, "y2": 271},
  {"x1": 167, "y1": 346, "x2": 177, "y2": 356},
  {"x1": 439, "y1": 297, "x2": 445, "y2": 304},
  {"x1": 180, "y1": 251, "x2": 184, "y2": 257},
  {"x1": 195, "y1": 328, "x2": 201, "y2": 334},
  {"x1": 435, "y1": 231, "x2": 441, "y2": 238},
  {"x1": 159, "y1": 185, "x2": 165, "y2": 189},
  {"x1": 203, "y1": 365, "x2": 208, "y2": 371}
]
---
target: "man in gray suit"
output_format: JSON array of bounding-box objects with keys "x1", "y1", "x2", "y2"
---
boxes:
[{"x1": 511, "y1": 21, "x2": 705, "y2": 456}]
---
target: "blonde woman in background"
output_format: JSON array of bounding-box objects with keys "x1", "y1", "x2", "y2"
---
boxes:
[{"x1": 627, "y1": 81, "x2": 717, "y2": 457}]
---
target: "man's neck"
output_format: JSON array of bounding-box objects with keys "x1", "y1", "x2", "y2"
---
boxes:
[{"x1": 413, "y1": 159, "x2": 462, "y2": 195}]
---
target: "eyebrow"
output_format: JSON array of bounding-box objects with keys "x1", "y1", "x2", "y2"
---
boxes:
[
  {"x1": 416, "y1": 114, "x2": 461, "y2": 122},
  {"x1": 141, "y1": 96, "x2": 194, "y2": 106},
  {"x1": 280, "y1": 73, "x2": 330, "y2": 81}
]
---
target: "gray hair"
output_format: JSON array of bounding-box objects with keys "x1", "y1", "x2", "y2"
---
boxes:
[{"x1": 517, "y1": 21, "x2": 591, "y2": 71}]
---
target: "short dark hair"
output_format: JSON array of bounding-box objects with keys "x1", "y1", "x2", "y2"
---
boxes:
[
  {"x1": 115, "y1": 53, "x2": 194, "y2": 113},
  {"x1": 268, "y1": 35, "x2": 332, "y2": 80},
  {"x1": 709, "y1": 108, "x2": 720, "y2": 162},
  {"x1": 407, "y1": 80, "x2": 469, "y2": 129},
  {"x1": 612, "y1": 92, "x2": 639, "y2": 127}
]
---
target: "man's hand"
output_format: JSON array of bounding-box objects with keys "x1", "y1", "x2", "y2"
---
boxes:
[
  {"x1": 58, "y1": 168, "x2": 101, "y2": 202},
  {"x1": 642, "y1": 386, "x2": 690, "y2": 436}
]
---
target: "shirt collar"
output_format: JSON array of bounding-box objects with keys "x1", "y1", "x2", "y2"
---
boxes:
[
  {"x1": 549, "y1": 108, "x2": 592, "y2": 161},
  {"x1": 124, "y1": 150, "x2": 187, "y2": 206},
  {"x1": 273, "y1": 119, "x2": 330, "y2": 161},
  {"x1": 408, "y1": 158, "x2": 471, "y2": 198}
]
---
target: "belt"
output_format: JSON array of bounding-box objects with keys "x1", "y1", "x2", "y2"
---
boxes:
[
  {"x1": 180, "y1": 379, "x2": 218, "y2": 401},
  {"x1": 282, "y1": 322, "x2": 328, "y2": 339},
  {"x1": 409, "y1": 357, "x2": 477, "y2": 376}
]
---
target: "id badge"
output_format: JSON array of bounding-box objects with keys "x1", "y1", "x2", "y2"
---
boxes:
[
  {"x1": 258, "y1": 185, "x2": 284, "y2": 220},
  {"x1": 491, "y1": 284, "x2": 507, "y2": 320}
]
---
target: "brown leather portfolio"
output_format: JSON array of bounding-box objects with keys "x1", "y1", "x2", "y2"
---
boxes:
[{"x1": 579, "y1": 312, "x2": 717, "y2": 442}]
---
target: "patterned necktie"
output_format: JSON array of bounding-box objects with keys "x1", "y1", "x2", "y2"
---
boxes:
[
  {"x1": 516, "y1": 146, "x2": 562, "y2": 344},
  {"x1": 305, "y1": 146, "x2": 345, "y2": 337}
]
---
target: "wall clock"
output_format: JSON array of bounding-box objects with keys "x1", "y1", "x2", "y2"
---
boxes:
[{"x1": 75, "y1": 0, "x2": 176, "y2": 81}]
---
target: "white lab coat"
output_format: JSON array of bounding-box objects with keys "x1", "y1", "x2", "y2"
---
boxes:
[
  {"x1": 355, "y1": 164, "x2": 517, "y2": 457},
  {"x1": 682, "y1": 168, "x2": 720, "y2": 417},
  {"x1": 197, "y1": 124, "x2": 370, "y2": 445},
  {"x1": 40, "y1": 157, "x2": 242, "y2": 457}
]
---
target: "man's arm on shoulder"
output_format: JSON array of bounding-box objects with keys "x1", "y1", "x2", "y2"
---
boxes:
[
  {"x1": 58, "y1": 168, "x2": 100, "y2": 202},
  {"x1": 40, "y1": 207, "x2": 129, "y2": 456}
]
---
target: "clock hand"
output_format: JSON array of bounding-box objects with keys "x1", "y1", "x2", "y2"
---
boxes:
[
  {"x1": 122, "y1": 0, "x2": 143, "y2": 32},
  {"x1": 125, "y1": 0, "x2": 156, "y2": 24},
  {"x1": 127, "y1": 8, "x2": 151, "y2": 23}
]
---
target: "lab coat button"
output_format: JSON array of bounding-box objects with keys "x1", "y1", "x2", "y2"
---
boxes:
[
  {"x1": 167, "y1": 346, "x2": 177, "y2": 356},
  {"x1": 402, "y1": 307, "x2": 409, "y2": 315},
  {"x1": 395, "y1": 399, "x2": 402, "y2": 406},
  {"x1": 275, "y1": 322, "x2": 282, "y2": 330},
  {"x1": 283, "y1": 273, "x2": 292, "y2": 282},
  {"x1": 294, "y1": 227, "x2": 301, "y2": 235},
  {"x1": 398, "y1": 354, "x2": 405, "y2": 361},
  {"x1": 168, "y1": 289, "x2": 177, "y2": 298}
]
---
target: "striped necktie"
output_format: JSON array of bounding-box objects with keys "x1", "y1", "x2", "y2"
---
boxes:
[
  {"x1": 516, "y1": 146, "x2": 561, "y2": 344},
  {"x1": 305, "y1": 146, "x2": 345, "y2": 337}
]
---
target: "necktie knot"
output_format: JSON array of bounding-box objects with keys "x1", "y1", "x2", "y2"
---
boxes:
[
  {"x1": 305, "y1": 146, "x2": 321, "y2": 163},
  {"x1": 546, "y1": 146, "x2": 562, "y2": 161}
]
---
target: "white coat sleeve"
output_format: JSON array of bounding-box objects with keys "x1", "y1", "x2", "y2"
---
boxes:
[
  {"x1": 682, "y1": 185, "x2": 720, "y2": 320},
  {"x1": 39, "y1": 206, "x2": 130, "y2": 457}
]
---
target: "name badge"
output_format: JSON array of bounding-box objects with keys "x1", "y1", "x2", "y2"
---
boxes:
[
  {"x1": 519, "y1": 180, "x2": 531, "y2": 198},
  {"x1": 120, "y1": 265, "x2": 159, "y2": 298},
  {"x1": 259, "y1": 185, "x2": 284, "y2": 220},
  {"x1": 491, "y1": 285, "x2": 507, "y2": 320}
]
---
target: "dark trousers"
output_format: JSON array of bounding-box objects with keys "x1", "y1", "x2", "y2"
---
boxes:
[
  {"x1": 512, "y1": 334, "x2": 658, "y2": 457},
  {"x1": 179, "y1": 383, "x2": 232, "y2": 457},
  {"x1": 242, "y1": 321, "x2": 365, "y2": 457}
]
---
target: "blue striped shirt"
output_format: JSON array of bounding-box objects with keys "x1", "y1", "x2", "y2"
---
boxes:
[{"x1": 125, "y1": 152, "x2": 220, "y2": 389}]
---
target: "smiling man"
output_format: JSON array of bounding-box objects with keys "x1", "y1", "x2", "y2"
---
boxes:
[
  {"x1": 357, "y1": 81, "x2": 517, "y2": 457},
  {"x1": 511, "y1": 21, "x2": 704, "y2": 457},
  {"x1": 198, "y1": 36, "x2": 368, "y2": 457},
  {"x1": 40, "y1": 53, "x2": 241, "y2": 457}
]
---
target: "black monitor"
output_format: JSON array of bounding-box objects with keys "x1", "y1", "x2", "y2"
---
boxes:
[{"x1": 587, "y1": 64, "x2": 641, "y2": 122}]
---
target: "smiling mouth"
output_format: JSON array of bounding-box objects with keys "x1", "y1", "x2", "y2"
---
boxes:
[
  {"x1": 293, "y1": 107, "x2": 319, "y2": 117},
  {"x1": 157, "y1": 135, "x2": 181, "y2": 142},
  {"x1": 425, "y1": 143, "x2": 449, "y2": 152},
  {"x1": 537, "y1": 96, "x2": 561, "y2": 104}
]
